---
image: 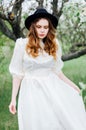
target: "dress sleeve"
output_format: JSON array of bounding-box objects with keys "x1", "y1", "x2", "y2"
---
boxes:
[
  {"x1": 9, "y1": 38, "x2": 24, "y2": 78},
  {"x1": 53, "y1": 39, "x2": 64, "y2": 73}
]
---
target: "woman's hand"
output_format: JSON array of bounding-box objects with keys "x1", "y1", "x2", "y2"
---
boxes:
[
  {"x1": 9, "y1": 100, "x2": 16, "y2": 115},
  {"x1": 58, "y1": 71, "x2": 80, "y2": 93}
]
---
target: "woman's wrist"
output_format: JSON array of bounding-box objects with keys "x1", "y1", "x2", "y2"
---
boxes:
[{"x1": 11, "y1": 97, "x2": 16, "y2": 103}]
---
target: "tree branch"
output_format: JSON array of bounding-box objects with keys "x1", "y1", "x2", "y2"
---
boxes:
[
  {"x1": 36, "y1": 0, "x2": 44, "y2": 8},
  {"x1": 52, "y1": 0, "x2": 58, "y2": 15},
  {"x1": 0, "y1": 12, "x2": 8, "y2": 20},
  {"x1": 52, "y1": 0, "x2": 69, "y2": 22},
  {"x1": 62, "y1": 48, "x2": 86, "y2": 61},
  {"x1": 0, "y1": 19, "x2": 16, "y2": 41},
  {"x1": 57, "y1": 0, "x2": 69, "y2": 19},
  {"x1": 70, "y1": 43, "x2": 86, "y2": 52},
  {"x1": 12, "y1": 0, "x2": 24, "y2": 23},
  {"x1": 12, "y1": 0, "x2": 24, "y2": 14}
]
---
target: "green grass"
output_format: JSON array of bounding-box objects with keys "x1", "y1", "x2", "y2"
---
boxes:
[
  {"x1": 63, "y1": 55, "x2": 86, "y2": 86},
  {"x1": 0, "y1": 68, "x2": 18, "y2": 129},
  {"x1": 0, "y1": 35, "x2": 86, "y2": 129},
  {"x1": 0, "y1": 36, "x2": 18, "y2": 129}
]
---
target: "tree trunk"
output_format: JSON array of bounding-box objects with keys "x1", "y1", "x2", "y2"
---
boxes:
[
  {"x1": 0, "y1": 19, "x2": 16, "y2": 41},
  {"x1": 0, "y1": 0, "x2": 25, "y2": 40},
  {"x1": 62, "y1": 48, "x2": 86, "y2": 61},
  {"x1": 36, "y1": 0, "x2": 44, "y2": 8}
]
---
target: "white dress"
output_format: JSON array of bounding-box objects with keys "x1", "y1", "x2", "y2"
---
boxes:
[{"x1": 9, "y1": 38, "x2": 86, "y2": 130}]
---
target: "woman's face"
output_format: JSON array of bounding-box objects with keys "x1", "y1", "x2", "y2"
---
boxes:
[{"x1": 35, "y1": 18, "x2": 49, "y2": 39}]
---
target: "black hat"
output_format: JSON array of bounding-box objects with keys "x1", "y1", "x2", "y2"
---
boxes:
[{"x1": 25, "y1": 8, "x2": 58, "y2": 30}]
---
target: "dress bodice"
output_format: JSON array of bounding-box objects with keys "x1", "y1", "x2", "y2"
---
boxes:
[
  {"x1": 9, "y1": 38, "x2": 64, "y2": 78},
  {"x1": 23, "y1": 50, "x2": 57, "y2": 77},
  {"x1": 23, "y1": 51, "x2": 54, "y2": 71}
]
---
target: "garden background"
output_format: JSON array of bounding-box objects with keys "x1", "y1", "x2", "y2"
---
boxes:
[{"x1": 0, "y1": 0, "x2": 86, "y2": 129}]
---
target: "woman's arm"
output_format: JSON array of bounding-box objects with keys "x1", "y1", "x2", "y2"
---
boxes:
[
  {"x1": 58, "y1": 71, "x2": 80, "y2": 93},
  {"x1": 9, "y1": 77, "x2": 22, "y2": 115}
]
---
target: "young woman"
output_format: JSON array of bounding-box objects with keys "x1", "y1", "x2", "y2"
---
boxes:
[{"x1": 9, "y1": 8, "x2": 86, "y2": 130}]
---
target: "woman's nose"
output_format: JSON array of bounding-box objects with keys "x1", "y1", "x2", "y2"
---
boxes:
[{"x1": 41, "y1": 28, "x2": 45, "y2": 32}]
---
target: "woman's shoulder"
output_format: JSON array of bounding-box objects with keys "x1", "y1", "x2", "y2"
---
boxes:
[
  {"x1": 16, "y1": 37, "x2": 28, "y2": 44},
  {"x1": 15, "y1": 37, "x2": 28, "y2": 48}
]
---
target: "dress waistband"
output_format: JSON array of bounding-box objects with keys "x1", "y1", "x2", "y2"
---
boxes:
[{"x1": 24, "y1": 69, "x2": 53, "y2": 79}]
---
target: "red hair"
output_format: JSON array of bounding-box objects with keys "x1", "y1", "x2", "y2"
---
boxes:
[{"x1": 26, "y1": 18, "x2": 58, "y2": 59}]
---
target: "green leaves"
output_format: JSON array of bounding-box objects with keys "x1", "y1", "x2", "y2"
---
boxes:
[{"x1": 57, "y1": 2, "x2": 86, "y2": 54}]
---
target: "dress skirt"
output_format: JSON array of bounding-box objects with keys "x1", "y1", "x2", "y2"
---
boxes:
[{"x1": 18, "y1": 71, "x2": 86, "y2": 130}]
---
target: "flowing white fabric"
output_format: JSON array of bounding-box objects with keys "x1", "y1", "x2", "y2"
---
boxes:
[{"x1": 9, "y1": 38, "x2": 86, "y2": 130}]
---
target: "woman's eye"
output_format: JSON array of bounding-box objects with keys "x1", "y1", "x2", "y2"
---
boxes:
[
  {"x1": 36, "y1": 25, "x2": 41, "y2": 28},
  {"x1": 44, "y1": 26, "x2": 49, "y2": 29},
  {"x1": 36, "y1": 25, "x2": 49, "y2": 29}
]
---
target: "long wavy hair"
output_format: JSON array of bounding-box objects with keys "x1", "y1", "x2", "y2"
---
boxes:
[{"x1": 26, "y1": 17, "x2": 58, "y2": 60}]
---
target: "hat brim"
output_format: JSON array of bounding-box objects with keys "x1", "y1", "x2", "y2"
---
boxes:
[{"x1": 25, "y1": 12, "x2": 58, "y2": 30}]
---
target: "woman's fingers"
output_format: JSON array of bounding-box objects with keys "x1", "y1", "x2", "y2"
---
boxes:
[{"x1": 9, "y1": 103, "x2": 16, "y2": 115}]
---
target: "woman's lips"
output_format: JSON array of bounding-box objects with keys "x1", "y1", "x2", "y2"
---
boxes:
[{"x1": 39, "y1": 34, "x2": 45, "y2": 36}]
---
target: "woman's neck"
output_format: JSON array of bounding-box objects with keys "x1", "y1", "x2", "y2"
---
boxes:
[{"x1": 39, "y1": 39, "x2": 44, "y2": 49}]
